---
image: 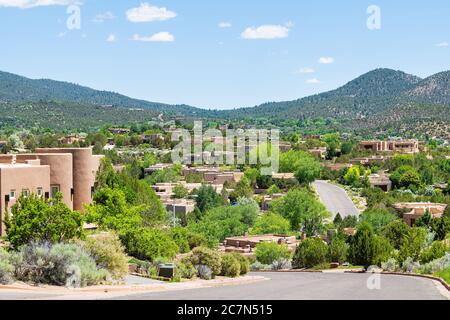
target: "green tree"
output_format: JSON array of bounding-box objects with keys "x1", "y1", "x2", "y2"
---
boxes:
[
  {"x1": 292, "y1": 238, "x2": 329, "y2": 269},
  {"x1": 381, "y1": 220, "x2": 410, "y2": 249},
  {"x1": 6, "y1": 193, "x2": 85, "y2": 249},
  {"x1": 431, "y1": 217, "x2": 450, "y2": 241},
  {"x1": 349, "y1": 222, "x2": 377, "y2": 268},
  {"x1": 328, "y1": 238, "x2": 349, "y2": 264},
  {"x1": 250, "y1": 213, "x2": 291, "y2": 235},
  {"x1": 294, "y1": 157, "x2": 321, "y2": 185},
  {"x1": 398, "y1": 227, "x2": 427, "y2": 263},
  {"x1": 359, "y1": 208, "x2": 398, "y2": 233},
  {"x1": 344, "y1": 167, "x2": 361, "y2": 186},
  {"x1": 195, "y1": 185, "x2": 225, "y2": 214},
  {"x1": 271, "y1": 189, "x2": 331, "y2": 236}
]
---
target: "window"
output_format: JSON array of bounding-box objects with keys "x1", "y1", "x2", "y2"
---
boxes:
[
  {"x1": 51, "y1": 185, "x2": 60, "y2": 198},
  {"x1": 10, "y1": 190, "x2": 16, "y2": 199},
  {"x1": 37, "y1": 188, "x2": 43, "y2": 197},
  {"x1": 22, "y1": 189, "x2": 30, "y2": 197}
]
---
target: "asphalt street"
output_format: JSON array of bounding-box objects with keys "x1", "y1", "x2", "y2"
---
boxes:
[
  {"x1": 111, "y1": 272, "x2": 447, "y2": 300},
  {"x1": 313, "y1": 180, "x2": 361, "y2": 219}
]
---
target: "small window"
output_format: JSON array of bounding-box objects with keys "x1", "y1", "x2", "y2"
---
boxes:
[
  {"x1": 22, "y1": 189, "x2": 30, "y2": 197},
  {"x1": 51, "y1": 185, "x2": 60, "y2": 198},
  {"x1": 10, "y1": 190, "x2": 16, "y2": 199},
  {"x1": 37, "y1": 188, "x2": 43, "y2": 197}
]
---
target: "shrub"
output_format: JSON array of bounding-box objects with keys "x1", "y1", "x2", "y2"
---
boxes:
[
  {"x1": 418, "y1": 253, "x2": 450, "y2": 274},
  {"x1": 10, "y1": 242, "x2": 108, "y2": 288},
  {"x1": 175, "y1": 262, "x2": 197, "y2": 280},
  {"x1": 6, "y1": 194, "x2": 85, "y2": 250},
  {"x1": 255, "y1": 242, "x2": 291, "y2": 265},
  {"x1": 120, "y1": 228, "x2": 179, "y2": 262},
  {"x1": 402, "y1": 257, "x2": 421, "y2": 273},
  {"x1": 272, "y1": 259, "x2": 292, "y2": 270},
  {"x1": 83, "y1": 232, "x2": 129, "y2": 280},
  {"x1": 169, "y1": 227, "x2": 207, "y2": 253},
  {"x1": 382, "y1": 258, "x2": 400, "y2": 272},
  {"x1": 229, "y1": 253, "x2": 250, "y2": 275},
  {"x1": 420, "y1": 241, "x2": 449, "y2": 264},
  {"x1": 188, "y1": 247, "x2": 222, "y2": 277},
  {"x1": 220, "y1": 254, "x2": 241, "y2": 278},
  {"x1": 0, "y1": 249, "x2": 14, "y2": 285},
  {"x1": 292, "y1": 238, "x2": 329, "y2": 269},
  {"x1": 250, "y1": 261, "x2": 272, "y2": 271},
  {"x1": 328, "y1": 238, "x2": 349, "y2": 265}
]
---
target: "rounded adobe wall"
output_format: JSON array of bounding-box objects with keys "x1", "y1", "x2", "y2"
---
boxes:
[
  {"x1": 36, "y1": 148, "x2": 96, "y2": 211},
  {"x1": 70, "y1": 148, "x2": 94, "y2": 211},
  {"x1": 37, "y1": 154, "x2": 73, "y2": 210}
]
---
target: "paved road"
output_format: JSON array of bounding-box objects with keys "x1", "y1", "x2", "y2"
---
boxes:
[
  {"x1": 313, "y1": 180, "x2": 360, "y2": 219},
  {"x1": 110, "y1": 272, "x2": 446, "y2": 300},
  {"x1": 0, "y1": 273, "x2": 446, "y2": 300}
]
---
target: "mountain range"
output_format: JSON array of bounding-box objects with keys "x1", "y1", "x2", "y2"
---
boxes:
[{"x1": 0, "y1": 68, "x2": 449, "y2": 138}]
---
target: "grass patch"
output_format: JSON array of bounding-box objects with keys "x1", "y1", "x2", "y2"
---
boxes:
[{"x1": 435, "y1": 268, "x2": 450, "y2": 284}]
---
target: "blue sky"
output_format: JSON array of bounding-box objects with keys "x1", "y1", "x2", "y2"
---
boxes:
[{"x1": 0, "y1": 0, "x2": 449, "y2": 109}]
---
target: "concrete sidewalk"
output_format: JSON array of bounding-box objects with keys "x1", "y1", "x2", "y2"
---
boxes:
[{"x1": 0, "y1": 275, "x2": 268, "y2": 300}]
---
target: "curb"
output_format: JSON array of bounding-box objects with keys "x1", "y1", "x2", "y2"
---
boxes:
[{"x1": 344, "y1": 270, "x2": 450, "y2": 292}]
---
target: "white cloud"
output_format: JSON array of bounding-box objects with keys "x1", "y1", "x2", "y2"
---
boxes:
[
  {"x1": 93, "y1": 11, "x2": 115, "y2": 23},
  {"x1": 436, "y1": 42, "x2": 448, "y2": 47},
  {"x1": 131, "y1": 32, "x2": 175, "y2": 42},
  {"x1": 318, "y1": 57, "x2": 335, "y2": 64},
  {"x1": 218, "y1": 22, "x2": 232, "y2": 28},
  {"x1": 241, "y1": 25, "x2": 290, "y2": 40},
  {"x1": 285, "y1": 21, "x2": 295, "y2": 28},
  {"x1": 107, "y1": 34, "x2": 116, "y2": 42},
  {"x1": 0, "y1": 0, "x2": 79, "y2": 9},
  {"x1": 306, "y1": 78, "x2": 321, "y2": 84},
  {"x1": 295, "y1": 67, "x2": 315, "y2": 74},
  {"x1": 57, "y1": 31, "x2": 66, "y2": 38},
  {"x1": 126, "y1": 3, "x2": 176, "y2": 23}
]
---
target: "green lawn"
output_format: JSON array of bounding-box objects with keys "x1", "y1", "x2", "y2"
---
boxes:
[{"x1": 435, "y1": 269, "x2": 450, "y2": 284}]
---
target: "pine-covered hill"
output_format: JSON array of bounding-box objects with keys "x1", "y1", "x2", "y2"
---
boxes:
[{"x1": 0, "y1": 68, "x2": 449, "y2": 137}]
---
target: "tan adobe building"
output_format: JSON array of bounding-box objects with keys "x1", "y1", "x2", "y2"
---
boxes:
[
  {"x1": 368, "y1": 173, "x2": 392, "y2": 192},
  {"x1": 309, "y1": 147, "x2": 327, "y2": 159},
  {"x1": 393, "y1": 202, "x2": 448, "y2": 226},
  {"x1": 222, "y1": 234, "x2": 299, "y2": 255},
  {"x1": 0, "y1": 148, "x2": 103, "y2": 236},
  {"x1": 359, "y1": 140, "x2": 419, "y2": 154}
]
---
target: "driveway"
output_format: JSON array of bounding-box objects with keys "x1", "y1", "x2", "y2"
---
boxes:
[
  {"x1": 313, "y1": 180, "x2": 360, "y2": 219},
  {"x1": 112, "y1": 272, "x2": 447, "y2": 300}
]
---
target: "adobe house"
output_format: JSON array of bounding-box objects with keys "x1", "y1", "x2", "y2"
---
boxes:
[
  {"x1": 164, "y1": 199, "x2": 196, "y2": 215},
  {"x1": 359, "y1": 140, "x2": 419, "y2": 154},
  {"x1": 324, "y1": 162, "x2": 353, "y2": 172},
  {"x1": 393, "y1": 202, "x2": 448, "y2": 227},
  {"x1": 368, "y1": 173, "x2": 392, "y2": 192},
  {"x1": 309, "y1": 147, "x2": 327, "y2": 159},
  {"x1": 222, "y1": 234, "x2": 299, "y2": 254},
  {"x1": 0, "y1": 148, "x2": 103, "y2": 236}
]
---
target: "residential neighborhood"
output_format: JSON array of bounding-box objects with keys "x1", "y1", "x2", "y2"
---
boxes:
[{"x1": 0, "y1": 0, "x2": 449, "y2": 307}]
